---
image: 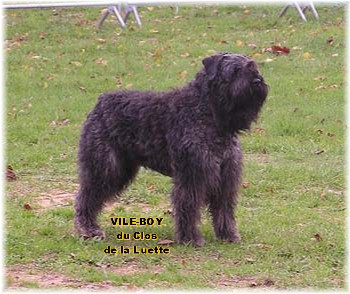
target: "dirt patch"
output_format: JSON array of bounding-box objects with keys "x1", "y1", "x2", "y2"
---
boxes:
[
  {"x1": 6, "y1": 261, "x2": 164, "y2": 290},
  {"x1": 6, "y1": 264, "x2": 116, "y2": 290},
  {"x1": 212, "y1": 276, "x2": 275, "y2": 289},
  {"x1": 36, "y1": 189, "x2": 75, "y2": 210},
  {"x1": 93, "y1": 260, "x2": 164, "y2": 276}
]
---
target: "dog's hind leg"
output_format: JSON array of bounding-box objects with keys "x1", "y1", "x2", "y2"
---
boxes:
[
  {"x1": 171, "y1": 177, "x2": 206, "y2": 247},
  {"x1": 74, "y1": 142, "x2": 139, "y2": 239}
]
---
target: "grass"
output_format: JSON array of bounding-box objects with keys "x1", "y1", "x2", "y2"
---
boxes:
[{"x1": 5, "y1": 4, "x2": 346, "y2": 290}]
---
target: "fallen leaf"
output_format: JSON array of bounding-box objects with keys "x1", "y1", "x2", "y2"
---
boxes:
[
  {"x1": 79, "y1": 86, "x2": 86, "y2": 92},
  {"x1": 235, "y1": 40, "x2": 244, "y2": 47},
  {"x1": 39, "y1": 32, "x2": 47, "y2": 40},
  {"x1": 263, "y1": 279, "x2": 274, "y2": 287},
  {"x1": 314, "y1": 150, "x2": 325, "y2": 155},
  {"x1": 327, "y1": 36, "x2": 334, "y2": 45},
  {"x1": 242, "y1": 182, "x2": 249, "y2": 188},
  {"x1": 248, "y1": 42, "x2": 257, "y2": 48},
  {"x1": 243, "y1": 9, "x2": 250, "y2": 14},
  {"x1": 313, "y1": 76, "x2": 326, "y2": 81},
  {"x1": 6, "y1": 165, "x2": 17, "y2": 181},
  {"x1": 164, "y1": 209, "x2": 172, "y2": 215},
  {"x1": 177, "y1": 70, "x2": 188, "y2": 79},
  {"x1": 303, "y1": 52, "x2": 312, "y2": 60},
  {"x1": 23, "y1": 203, "x2": 32, "y2": 210},
  {"x1": 180, "y1": 52, "x2": 190, "y2": 58},
  {"x1": 70, "y1": 61, "x2": 83, "y2": 67},
  {"x1": 147, "y1": 185, "x2": 156, "y2": 191},
  {"x1": 254, "y1": 127, "x2": 266, "y2": 133},
  {"x1": 264, "y1": 45, "x2": 290, "y2": 55},
  {"x1": 149, "y1": 29, "x2": 159, "y2": 34},
  {"x1": 95, "y1": 58, "x2": 107, "y2": 66},
  {"x1": 245, "y1": 257, "x2": 255, "y2": 263},
  {"x1": 50, "y1": 119, "x2": 70, "y2": 126},
  {"x1": 158, "y1": 239, "x2": 175, "y2": 245},
  {"x1": 271, "y1": 45, "x2": 290, "y2": 55},
  {"x1": 313, "y1": 233, "x2": 322, "y2": 242}
]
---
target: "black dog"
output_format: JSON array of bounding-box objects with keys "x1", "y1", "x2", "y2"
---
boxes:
[{"x1": 74, "y1": 53, "x2": 268, "y2": 246}]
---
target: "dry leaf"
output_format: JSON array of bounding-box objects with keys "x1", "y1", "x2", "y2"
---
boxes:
[
  {"x1": 265, "y1": 45, "x2": 290, "y2": 55},
  {"x1": 50, "y1": 119, "x2": 70, "y2": 126},
  {"x1": 242, "y1": 182, "x2": 249, "y2": 188},
  {"x1": 271, "y1": 45, "x2": 290, "y2": 55},
  {"x1": 235, "y1": 40, "x2": 244, "y2": 47},
  {"x1": 313, "y1": 76, "x2": 326, "y2": 81},
  {"x1": 303, "y1": 52, "x2": 312, "y2": 60},
  {"x1": 95, "y1": 58, "x2": 107, "y2": 66},
  {"x1": 180, "y1": 52, "x2": 190, "y2": 58},
  {"x1": 164, "y1": 209, "x2": 172, "y2": 215},
  {"x1": 248, "y1": 42, "x2": 257, "y2": 48},
  {"x1": 147, "y1": 185, "x2": 156, "y2": 191},
  {"x1": 70, "y1": 61, "x2": 83, "y2": 67},
  {"x1": 177, "y1": 70, "x2": 188, "y2": 79},
  {"x1": 23, "y1": 203, "x2": 32, "y2": 210},
  {"x1": 245, "y1": 257, "x2": 255, "y2": 263},
  {"x1": 7, "y1": 165, "x2": 17, "y2": 181},
  {"x1": 39, "y1": 32, "x2": 47, "y2": 40},
  {"x1": 327, "y1": 36, "x2": 334, "y2": 45},
  {"x1": 314, "y1": 150, "x2": 325, "y2": 155},
  {"x1": 313, "y1": 233, "x2": 322, "y2": 242},
  {"x1": 158, "y1": 239, "x2": 175, "y2": 245}
]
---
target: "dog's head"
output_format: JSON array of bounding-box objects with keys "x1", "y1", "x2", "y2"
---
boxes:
[{"x1": 202, "y1": 53, "x2": 268, "y2": 133}]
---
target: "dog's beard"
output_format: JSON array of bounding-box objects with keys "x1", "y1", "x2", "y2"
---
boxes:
[{"x1": 211, "y1": 79, "x2": 268, "y2": 134}]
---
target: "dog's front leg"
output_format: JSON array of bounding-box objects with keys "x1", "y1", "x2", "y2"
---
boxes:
[{"x1": 209, "y1": 148, "x2": 242, "y2": 243}]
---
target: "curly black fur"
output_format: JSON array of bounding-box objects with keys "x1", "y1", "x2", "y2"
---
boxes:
[{"x1": 74, "y1": 53, "x2": 268, "y2": 246}]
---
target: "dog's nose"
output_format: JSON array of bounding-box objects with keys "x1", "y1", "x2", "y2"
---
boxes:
[{"x1": 253, "y1": 77, "x2": 262, "y2": 84}]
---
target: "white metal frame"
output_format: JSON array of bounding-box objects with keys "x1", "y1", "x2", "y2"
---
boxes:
[
  {"x1": 279, "y1": 2, "x2": 319, "y2": 22},
  {"x1": 3, "y1": 1, "x2": 141, "y2": 28}
]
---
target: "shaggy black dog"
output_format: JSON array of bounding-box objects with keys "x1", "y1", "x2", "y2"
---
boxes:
[{"x1": 74, "y1": 53, "x2": 268, "y2": 246}]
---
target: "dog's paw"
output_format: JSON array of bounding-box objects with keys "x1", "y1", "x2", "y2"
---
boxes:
[
  {"x1": 76, "y1": 225, "x2": 106, "y2": 241},
  {"x1": 178, "y1": 236, "x2": 205, "y2": 247},
  {"x1": 227, "y1": 233, "x2": 241, "y2": 244}
]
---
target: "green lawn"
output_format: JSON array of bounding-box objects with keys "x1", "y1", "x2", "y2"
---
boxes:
[{"x1": 5, "y1": 4, "x2": 346, "y2": 290}]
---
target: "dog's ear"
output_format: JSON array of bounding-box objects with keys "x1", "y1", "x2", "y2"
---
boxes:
[{"x1": 202, "y1": 54, "x2": 224, "y2": 81}]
